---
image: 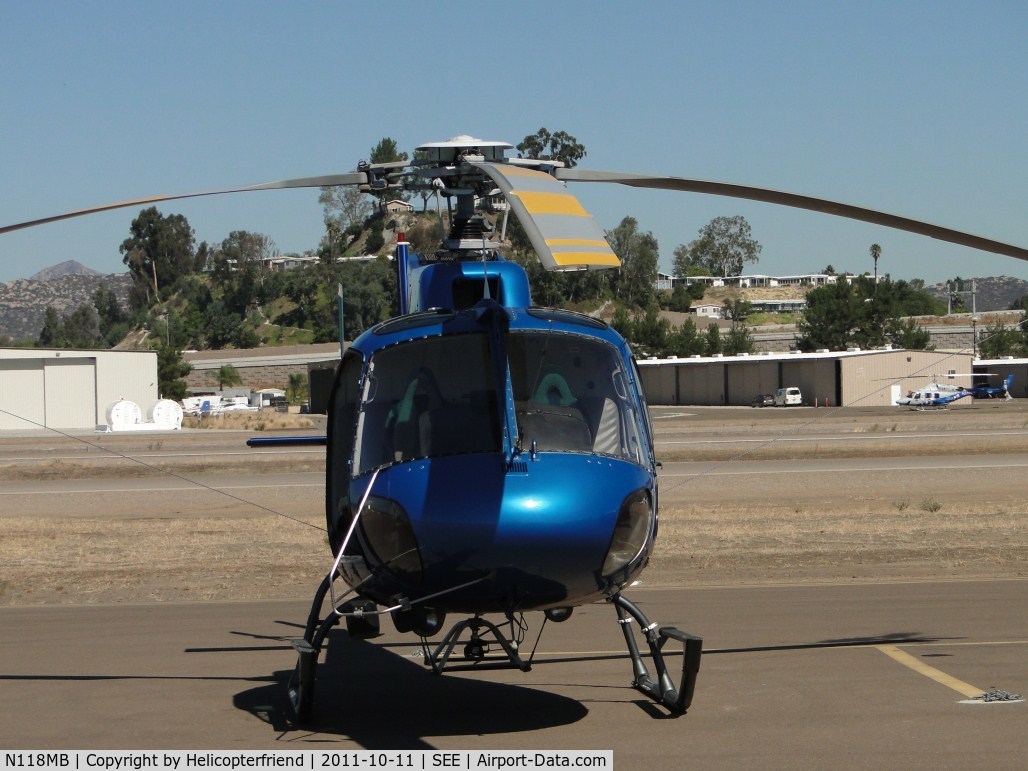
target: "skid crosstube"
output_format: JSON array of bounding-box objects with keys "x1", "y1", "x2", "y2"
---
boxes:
[
  {"x1": 421, "y1": 615, "x2": 532, "y2": 674},
  {"x1": 612, "y1": 593, "x2": 702, "y2": 714}
]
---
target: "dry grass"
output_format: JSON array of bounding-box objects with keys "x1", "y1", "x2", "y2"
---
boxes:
[
  {"x1": 0, "y1": 515, "x2": 327, "y2": 604},
  {"x1": 2, "y1": 407, "x2": 1026, "y2": 605},
  {"x1": 182, "y1": 412, "x2": 315, "y2": 431},
  {"x1": 648, "y1": 501, "x2": 1027, "y2": 584},
  {"x1": 2, "y1": 498, "x2": 1023, "y2": 605}
]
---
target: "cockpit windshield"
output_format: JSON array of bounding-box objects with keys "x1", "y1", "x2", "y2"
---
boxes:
[
  {"x1": 354, "y1": 333, "x2": 502, "y2": 474},
  {"x1": 509, "y1": 331, "x2": 643, "y2": 464},
  {"x1": 352, "y1": 329, "x2": 644, "y2": 474}
]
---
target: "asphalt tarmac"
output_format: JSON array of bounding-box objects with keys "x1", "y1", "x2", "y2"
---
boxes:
[
  {"x1": 0, "y1": 581, "x2": 1024, "y2": 766},
  {"x1": 1, "y1": 406, "x2": 1025, "y2": 765}
]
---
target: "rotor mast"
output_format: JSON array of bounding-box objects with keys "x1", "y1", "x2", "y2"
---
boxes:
[{"x1": 412, "y1": 136, "x2": 515, "y2": 261}]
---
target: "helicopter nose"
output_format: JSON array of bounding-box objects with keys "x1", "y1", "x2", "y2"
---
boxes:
[{"x1": 368, "y1": 454, "x2": 654, "y2": 607}]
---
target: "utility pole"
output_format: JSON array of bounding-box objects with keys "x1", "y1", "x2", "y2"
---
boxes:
[{"x1": 947, "y1": 278, "x2": 978, "y2": 357}]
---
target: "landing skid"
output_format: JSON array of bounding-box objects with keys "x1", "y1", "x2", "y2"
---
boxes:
[
  {"x1": 612, "y1": 593, "x2": 703, "y2": 714},
  {"x1": 287, "y1": 572, "x2": 380, "y2": 722},
  {"x1": 287, "y1": 577, "x2": 702, "y2": 722}
]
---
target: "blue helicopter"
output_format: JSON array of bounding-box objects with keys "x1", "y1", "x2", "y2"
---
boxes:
[
  {"x1": 6, "y1": 135, "x2": 1028, "y2": 723},
  {"x1": 285, "y1": 138, "x2": 695, "y2": 720}
]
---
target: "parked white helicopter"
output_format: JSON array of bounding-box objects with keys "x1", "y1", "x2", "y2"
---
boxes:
[{"x1": 895, "y1": 374, "x2": 1013, "y2": 409}]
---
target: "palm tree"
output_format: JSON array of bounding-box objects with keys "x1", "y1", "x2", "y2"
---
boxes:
[{"x1": 870, "y1": 244, "x2": 882, "y2": 296}]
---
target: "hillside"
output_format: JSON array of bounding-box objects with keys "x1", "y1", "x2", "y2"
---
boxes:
[
  {"x1": 925, "y1": 276, "x2": 1028, "y2": 312},
  {"x1": 29, "y1": 260, "x2": 102, "y2": 282},
  {"x1": 0, "y1": 272, "x2": 132, "y2": 341}
]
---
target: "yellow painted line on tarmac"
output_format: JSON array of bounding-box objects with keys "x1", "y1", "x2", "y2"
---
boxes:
[{"x1": 876, "y1": 644, "x2": 981, "y2": 697}]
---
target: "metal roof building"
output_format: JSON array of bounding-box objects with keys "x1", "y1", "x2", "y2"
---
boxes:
[
  {"x1": 637, "y1": 348, "x2": 975, "y2": 407},
  {"x1": 975, "y1": 357, "x2": 1028, "y2": 400},
  {"x1": 0, "y1": 347, "x2": 158, "y2": 431}
]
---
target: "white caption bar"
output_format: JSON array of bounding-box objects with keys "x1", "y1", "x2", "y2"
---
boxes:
[{"x1": 1, "y1": 751, "x2": 613, "y2": 771}]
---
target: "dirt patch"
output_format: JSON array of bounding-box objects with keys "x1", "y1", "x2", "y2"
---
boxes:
[
  {"x1": 647, "y1": 502, "x2": 1027, "y2": 587},
  {"x1": 0, "y1": 515, "x2": 327, "y2": 605},
  {"x1": 181, "y1": 413, "x2": 316, "y2": 431},
  {"x1": 1, "y1": 408, "x2": 1025, "y2": 605}
]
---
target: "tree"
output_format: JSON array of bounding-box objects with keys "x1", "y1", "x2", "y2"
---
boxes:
[
  {"x1": 516, "y1": 128, "x2": 586, "y2": 168},
  {"x1": 93, "y1": 284, "x2": 128, "y2": 346},
  {"x1": 666, "y1": 284, "x2": 695, "y2": 312},
  {"x1": 892, "y1": 318, "x2": 933, "y2": 350},
  {"x1": 606, "y1": 216, "x2": 659, "y2": 309},
  {"x1": 671, "y1": 243, "x2": 713, "y2": 279},
  {"x1": 319, "y1": 185, "x2": 373, "y2": 243},
  {"x1": 364, "y1": 219, "x2": 385, "y2": 254},
  {"x1": 722, "y1": 298, "x2": 752, "y2": 322},
  {"x1": 870, "y1": 243, "x2": 882, "y2": 285},
  {"x1": 704, "y1": 323, "x2": 722, "y2": 355},
  {"x1": 686, "y1": 216, "x2": 762, "y2": 277},
  {"x1": 61, "y1": 305, "x2": 102, "y2": 348},
  {"x1": 667, "y1": 317, "x2": 705, "y2": 357},
  {"x1": 632, "y1": 306, "x2": 671, "y2": 355},
  {"x1": 215, "y1": 230, "x2": 274, "y2": 273},
  {"x1": 1007, "y1": 294, "x2": 1028, "y2": 312},
  {"x1": 978, "y1": 321, "x2": 1023, "y2": 359},
  {"x1": 213, "y1": 364, "x2": 242, "y2": 391},
  {"x1": 287, "y1": 372, "x2": 308, "y2": 405},
  {"x1": 723, "y1": 323, "x2": 755, "y2": 355},
  {"x1": 210, "y1": 230, "x2": 275, "y2": 315},
  {"x1": 36, "y1": 304, "x2": 102, "y2": 348},
  {"x1": 798, "y1": 277, "x2": 933, "y2": 351},
  {"x1": 370, "y1": 137, "x2": 407, "y2": 165},
  {"x1": 796, "y1": 281, "x2": 863, "y2": 351},
  {"x1": 156, "y1": 344, "x2": 191, "y2": 400},
  {"x1": 37, "y1": 306, "x2": 62, "y2": 347},
  {"x1": 609, "y1": 306, "x2": 633, "y2": 339},
  {"x1": 120, "y1": 207, "x2": 198, "y2": 309},
  {"x1": 368, "y1": 138, "x2": 409, "y2": 202},
  {"x1": 203, "y1": 300, "x2": 242, "y2": 349}
]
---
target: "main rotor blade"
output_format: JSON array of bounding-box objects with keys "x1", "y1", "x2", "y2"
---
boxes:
[
  {"x1": 0, "y1": 172, "x2": 368, "y2": 235},
  {"x1": 557, "y1": 168, "x2": 1028, "y2": 263},
  {"x1": 471, "y1": 161, "x2": 620, "y2": 271}
]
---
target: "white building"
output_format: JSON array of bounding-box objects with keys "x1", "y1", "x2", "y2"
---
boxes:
[
  {"x1": 657, "y1": 272, "x2": 841, "y2": 290},
  {"x1": 692, "y1": 303, "x2": 724, "y2": 319},
  {"x1": 0, "y1": 348, "x2": 158, "y2": 431}
]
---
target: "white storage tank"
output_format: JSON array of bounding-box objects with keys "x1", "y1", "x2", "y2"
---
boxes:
[
  {"x1": 106, "y1": 400, "x2": 142, "y2": 430},
  {"x1": 148, "y1": 399, "x2": 184, "y2": 430}
]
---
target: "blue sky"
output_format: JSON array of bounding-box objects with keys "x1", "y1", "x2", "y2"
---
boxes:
[{"x1": 2, "y1": 1, "x2": 1026, "y2": 285}]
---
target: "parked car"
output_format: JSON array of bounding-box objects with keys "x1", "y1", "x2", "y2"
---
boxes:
[
  {"x1": 774, "y1": 387, "x2": 803, "y2": 406},
  {"x1": 751, "y1": 393, "x2": 775, "y2": 408}
]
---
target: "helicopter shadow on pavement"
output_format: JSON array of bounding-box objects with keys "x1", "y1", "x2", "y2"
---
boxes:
[{"x1": 233, "y1": 629, "x2": 589, "y2": 749}]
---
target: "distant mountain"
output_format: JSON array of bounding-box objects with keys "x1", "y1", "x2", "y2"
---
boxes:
[
  {"x1": 0, "y1": 272, "x2": 132, "y2": 341},
  {"x1": 925, "y1": 276, "x2": 1028, "y2": 312},
  {"x1": 29, "y1": 260, "x2": 102, "y2": 281}
]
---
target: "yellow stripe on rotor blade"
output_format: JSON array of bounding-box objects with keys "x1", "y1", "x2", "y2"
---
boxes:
[
  {"x1": 512, "y1": 191, "x2": 590, "y2": 217},
  {"x1": 551, "y1": 251, "x2": 622, "y2": 267}
]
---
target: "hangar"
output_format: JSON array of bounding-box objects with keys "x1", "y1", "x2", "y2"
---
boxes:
[
  {"x1": 637, "y1": 348, "x2": 975, "y2": 407},
  {"x1": 0, "y1": 348, "x2": 158, "y2": 431}
]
